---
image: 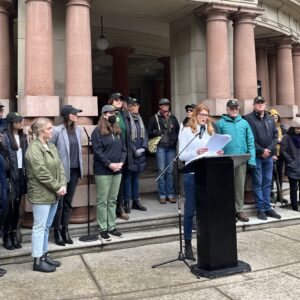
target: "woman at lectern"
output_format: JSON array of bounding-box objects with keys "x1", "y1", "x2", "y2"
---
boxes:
[{"x1": 179, "y1": 103, "x2": 222, "y2": 260}]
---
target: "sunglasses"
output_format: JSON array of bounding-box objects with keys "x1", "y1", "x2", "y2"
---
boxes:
[
  {"x1": 114, "y1": 98, "x2": 124, "y2": 102},
  {"x1": 186, "y1": 109, "x2": 194, "y2": 113}
]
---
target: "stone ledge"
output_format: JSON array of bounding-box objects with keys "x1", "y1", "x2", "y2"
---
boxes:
[{"x1": 63, "y1": 96, "x2": 98, "y2": 117}]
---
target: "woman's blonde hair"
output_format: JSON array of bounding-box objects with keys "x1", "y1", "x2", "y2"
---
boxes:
[
  {"x1": 28, "y1": 118, "x2": 51, "y2": 142},
  {"x1": 188, "y1": 103, "x2": 215, "y2": 135}
]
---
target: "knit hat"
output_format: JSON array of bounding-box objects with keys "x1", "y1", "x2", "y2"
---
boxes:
[{"x1": 290, "y1": 117, "x2": 300, "y2": 128}]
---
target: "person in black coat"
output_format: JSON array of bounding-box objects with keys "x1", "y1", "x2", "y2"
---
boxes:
[
  {"x1": 2, "y1": 112, "x2": 28, "y2": 250},
  {"x1": 147, "y1": 98, "x2": 180, "y2": 204},
  {"x1": 280, "y1": 117, "x2": 300, "y2": 211},
  {"x1": 123, "y1": 98, "x2": 148, "y2": 212}
]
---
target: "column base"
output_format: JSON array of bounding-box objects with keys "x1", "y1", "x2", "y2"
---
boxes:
[
  {"x1": 269, "y1": 105, "x2": 300, "y2": 118},
  {"x1": 19, "y1": 95, "x2": 60, "y2": 117},
  {"x1": 0, "y1": 99, "x2": 10, "y2": 116},
  {"x1": 64, "y1": 96, "x2": 98, "y2": 116},
  {"x1": 69, "y1": 206, "x2": 96, "y2": 224},
  {"x1": 191, "y1": 260, "x2": 251, "y2": 279}
]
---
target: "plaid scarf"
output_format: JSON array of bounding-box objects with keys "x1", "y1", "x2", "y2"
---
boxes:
[{"x1": 129, "y1": 112, "x2": 146, "y2": 141}]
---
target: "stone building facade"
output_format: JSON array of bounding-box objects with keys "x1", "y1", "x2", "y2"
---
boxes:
[{"x1": 1, "y1": 0, "x2": 300, "y2": 224}]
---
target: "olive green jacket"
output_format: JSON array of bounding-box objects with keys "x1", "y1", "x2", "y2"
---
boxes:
[{"x1": 25, "y1": 139, "x2": 66, "y2": 204}]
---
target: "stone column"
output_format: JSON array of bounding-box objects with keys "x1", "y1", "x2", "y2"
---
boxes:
[
  {"x1": 202, "y1": 7, "x2": 231, "y2": 100},
  {"x1": 105, "y1": 47, "x2": 135, "y2": 96},
  {"x1": 293, "y1": 45, "x2": 300, "y2": 106},
  {"x1": 232, "y1": 8, "x2": 263, "y2": 102},
  {"x1": 267, "y1": 52, "x2": 277, "y2": 106},
  {"x1": 256, "y1": 44, "x2": 270, "y2": 101},
  {"x1": 276, "y1": 38, "x2": 295, "y2": 105},
  {"x1": 0, "y1": 0, "x2": 12, "y2": 112},
  {"x1": 65, "y1": 0, "x2": 98, "y2": 223},
  {"x1": 157, "y1": 57, "x2": 171, "y2": 100},
  {"x1": 20, "y1": 0, "x2": 59, "y2": 117}
]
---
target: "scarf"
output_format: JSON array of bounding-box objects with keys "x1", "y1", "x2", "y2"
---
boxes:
[{"x1": 129, "y1": 112, "x2": 146, "y2": 141}]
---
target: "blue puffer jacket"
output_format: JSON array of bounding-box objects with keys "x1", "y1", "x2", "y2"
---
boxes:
[{"x1": 216, "y1": 114, "x2": 256, "y2": 166}]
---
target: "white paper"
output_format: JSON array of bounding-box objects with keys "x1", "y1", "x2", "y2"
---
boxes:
[{"x1": 206, "y1": 134, "x2": 232, "y2": 152}]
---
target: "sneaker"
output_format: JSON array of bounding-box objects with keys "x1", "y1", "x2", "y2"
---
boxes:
[
  {"x1": 108, "y1": 229, "x2": 123, "y2": 238},
  {"x1": 257, "y1": 211, "x2": 267, "y2": 220},
  {"x1": 266, "y1": 209, "x2": 281, "y2": 219},
  {"x1": 236, "y1": 212, "x2": 249, "y2": 222},
  {"x1": 99, "y1": 231, "x2": 111, "y2": 241}
]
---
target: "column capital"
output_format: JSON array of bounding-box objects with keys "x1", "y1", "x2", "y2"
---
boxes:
[
  {"x1": 231, "y1": 7, "x2": 264, "y2": 25},
  {"x1": 293, "y1": 44, "x2": 300, "y2": 56},
  {"x1": 196, "y1": 3, "x2": 237, "y2": 22},
  {"x1": 0, "y1": 0, "x2": 13, "y2": 14},
  {"x1": 65, "y1": 0, "x2": 91, "y2": 8},
  {"x1": 105, "y1": 47, "x2": 135, "y2": 58},
  {"x1": 277, "y1": 37, "x2": 294, "y2": 49}
]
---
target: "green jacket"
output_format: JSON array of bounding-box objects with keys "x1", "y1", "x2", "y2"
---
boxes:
[{"x1": 25, "y1": 139, "x2": 66, "y2": 204}]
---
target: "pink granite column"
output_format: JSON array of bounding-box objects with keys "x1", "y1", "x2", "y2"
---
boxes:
[
  {"x1": 256, "y1": 45, "x2": 270, "y2": 101},
  {"x1": 293, "y1": 45, "x2": 300, "y2": 106},
  {"x1": 0, "y1": 0, "x2": 11, "y2": 106},
  {"x1": 21, "y1": 0, "x2": 59, "y2": 117},
  {"x1": 105, "y1": 47, "x2": 135, "y2": 96},
  {"x1": 203, "y1": 8, "x2": 231, "y2": 99},
  {"x1": 232, "y1": 9, "x2": 263, "y2": 100},
  {"x1": 65, "y1": 0, "x2": 98, "y2": 223},
  {"x1": 158, "y1": 57, "x2": 171, "y2": 100},
  {"x1": 276, "y1": 38, "x2": 295, "y2": 105},
  {"x1": 267, "y1": 52, "x2": 276, "y2": 106}
]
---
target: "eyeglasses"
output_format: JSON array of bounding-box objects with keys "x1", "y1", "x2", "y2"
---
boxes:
[
  {"x1": 198, "y1": 113, "x2": 209, "y2": 117},
  {"x1": 186, "y1": 109, "x2": 194, "y2": 113},
  {"x1": 229, "y1": 107, "x2": 239, "y2": 111}
]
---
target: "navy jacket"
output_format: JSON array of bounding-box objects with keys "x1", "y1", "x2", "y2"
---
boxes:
[
  {"x1": 91, "y1": 127, "x2": 127, "y2": 176},
  {"x1": 245, "y1": 111, "x2": 278, "y2": 157}
]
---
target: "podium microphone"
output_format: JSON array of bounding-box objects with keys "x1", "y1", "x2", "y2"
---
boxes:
[{"x1": 199, "y1": 125, "x2": 206, "y2": 139}]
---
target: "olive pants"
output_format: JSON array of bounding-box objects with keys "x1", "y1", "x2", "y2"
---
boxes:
[{"x1": 95, "y1": 174, "x2": 122, "y2": 232}]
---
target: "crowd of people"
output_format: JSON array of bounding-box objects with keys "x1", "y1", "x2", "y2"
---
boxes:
[{"x1": 0, "y1": 94, "x2": 300, "y2": 275}]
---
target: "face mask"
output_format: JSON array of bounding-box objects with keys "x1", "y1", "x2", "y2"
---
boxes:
[{"x1": 108, "y1": 115, "x2": 116, "y2": 124}]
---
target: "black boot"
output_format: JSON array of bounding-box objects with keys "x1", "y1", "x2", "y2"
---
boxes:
[
  {"x1": 184, "y1": 240, "x2": 195, "y2": 261},
  {"x1": 10, "y1": 230, "x2": 22, "y2": 249},
  {"x1": 33, "y1": 257, "x2": 56, "y2": 272},
  {"x1": 132, "y1": 199, "x2": 147, "y2": 211},
  {"x1": 124, "y1": 201, "x2": 131, "y2": 214},
  {"x1": 43, "y1": 252, "x2": 61, "y2": 267},
  {"x1": 54, "y1": 229, "x2": 65, "y2": 246},
  {"x1": 61, "y1": 226, "x2": 73, "y2": 244},
  {"x1": 3, "y1": 231, "x2": 14, "y2": 250}
]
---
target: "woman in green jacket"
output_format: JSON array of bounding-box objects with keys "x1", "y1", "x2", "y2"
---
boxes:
[{"x1": 25, "y1": 118, "x2": 66, "y2": 273}]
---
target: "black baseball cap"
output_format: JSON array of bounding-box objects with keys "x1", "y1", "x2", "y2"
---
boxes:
[
  {"x1": 110, "y1": 92, "x2": 124, "y2": 100},
  {"x1": 185, "y1": 104, "x2": 196, "y2": 111},
  {"x1": 226, "y1": 99, "x2": 240, "y2": 108},
  {"x1": 253, "y1": 96, "x2": 266, "y2": 104},
  {"x1": 159, "y1": 98, "x2": 170, "y2": 105},
  {"x1": 127, "y1": 98, "x2": 140, "y2": 105},
  {"x1": 6, "y1": 112, "x2": 23, "y2": 123},
  {"x1": 60, "y1": 105, "x2": 82, "y2": 118}
]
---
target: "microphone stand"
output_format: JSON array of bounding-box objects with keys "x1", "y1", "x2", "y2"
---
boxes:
[
  {"x1": 79, "y1": 127, "x2": 97, "y2": 242},
  {"x1": 152, "y1": 131, "x2": 201, "y2": 278}
]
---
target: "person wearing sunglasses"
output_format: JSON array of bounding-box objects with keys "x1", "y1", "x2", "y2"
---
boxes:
[
  {"x1": 216, "y1": 99, "x2": 256, "y2": 223},
  {"x1": 180, "y1": 104, "x2": 196, "y2": 130}
]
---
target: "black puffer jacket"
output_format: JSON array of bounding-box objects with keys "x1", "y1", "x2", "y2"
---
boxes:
[
  {"x1": 245, "y1": 111, "x2": 278, "y2": 156},
  {"x1": 280, "y1": 129, "x2": 300, "y2": 179},
  {"x1": 147, "y1": 112, "x2": 179, "y2": 148}
]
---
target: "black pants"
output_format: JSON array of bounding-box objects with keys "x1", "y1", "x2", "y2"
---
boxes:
[
  {"x1": 3, "y1": 169, "x2": 24, "y2": 232},
  {"x1": 116, "y1": 167, "x2": 127, "y2": 215},
  {"x1": 288, "y1": 178, "x2": 300, "y2": 211},
  {"x1": 52, "y1": 168, "x2": 80, "y2": 228}
]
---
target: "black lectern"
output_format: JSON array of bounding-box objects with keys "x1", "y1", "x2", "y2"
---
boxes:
[{"x1": 182, "y1": 154, "x2": 251, "y2": 278}]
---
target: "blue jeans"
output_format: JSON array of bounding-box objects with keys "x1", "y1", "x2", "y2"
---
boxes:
[
  {"x1": 123, "y1": 170, "x2": 139, "y2": 202},
  {"x1": 32, "y1": 202, "x2": 58, "y2": 258},
  {"x1": 184, "y1": 174, "x2": 195, "y2": 240},
  {"x1": 251, "y1": 157, "x2": 273, "y2": 211},
  {"x1": 156, "y1": 146, "x2": 176, "y2": 198}
]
